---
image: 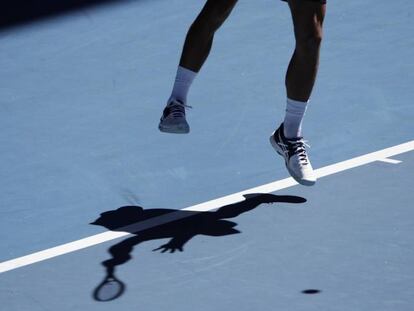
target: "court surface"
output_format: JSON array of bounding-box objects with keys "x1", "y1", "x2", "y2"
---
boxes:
[{"x1": 1, "y1": 0, "x2": 413, "y2": 310}]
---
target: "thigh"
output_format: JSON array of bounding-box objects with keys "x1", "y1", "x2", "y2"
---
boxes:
[
  {"x1": 287, "y1": 0, "x2": 326, "y2": 40},
  {"x1": 202, "y1": 0, "x2": 238, "y2": 16},
  {"x1": 196, "y1": 0, "x2": 238, "y2": 27}
]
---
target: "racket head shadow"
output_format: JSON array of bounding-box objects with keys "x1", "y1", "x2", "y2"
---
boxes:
[{"x1": 93, "y1": 275, "x2": 126, "y2": 302}]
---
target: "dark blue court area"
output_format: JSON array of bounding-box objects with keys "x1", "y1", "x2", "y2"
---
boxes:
[{"x1": 1, "y1": 0, "x2": 413, "y2": 310}]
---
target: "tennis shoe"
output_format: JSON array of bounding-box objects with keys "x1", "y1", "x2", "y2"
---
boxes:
[
  {"x1": 269, "y1": 123, "x2": 316, "y2": 186},
  {"x1": 159, "y1": 99, "x2": 191, "y2": 134}
]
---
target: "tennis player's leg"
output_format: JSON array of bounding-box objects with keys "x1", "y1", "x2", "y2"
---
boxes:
[
  {"x1": 159, "y1": 0, "x2": 238, "y2": 133},
  {"x1": 286, "y1": 0, "x2": 326, "y2": 102},
  {"x1": 270, "y1": 0, "x2": 326, "y2": 185}
]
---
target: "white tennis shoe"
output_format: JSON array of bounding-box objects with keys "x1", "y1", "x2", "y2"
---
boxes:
[{"x1": 270, "y1": 123, "x2": 316, "y2": 186}]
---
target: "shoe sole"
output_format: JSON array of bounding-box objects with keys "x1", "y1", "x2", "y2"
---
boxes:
[
  {"x1": 269, "y1": 133, "x2": 316, "y2": 186},
  {"x1": 158, "y1": 123, "x2": 190, "y2": 134}
]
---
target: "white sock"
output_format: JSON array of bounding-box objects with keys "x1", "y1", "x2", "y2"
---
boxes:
[
  {"x1": 168, "y1": 66, "x2": 197, "y2": 104},
  {"x1": 283, "y1": 98, "x2": 309, "y2": 138}
]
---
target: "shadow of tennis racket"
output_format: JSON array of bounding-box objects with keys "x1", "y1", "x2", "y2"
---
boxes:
[{"x1": 93, "y1": 266, "x2": 126, "y2": 302}]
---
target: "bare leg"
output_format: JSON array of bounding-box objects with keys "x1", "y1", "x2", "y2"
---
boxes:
[
  {"x1": 179, "y1": 0, "x2": 238, "y2": 72},
  {"x1": 286, "y1": 0, "x2": 326, "y2": 102},
  {"x1": 158, "y1": 0, "x2": 238, "y2": 134}
]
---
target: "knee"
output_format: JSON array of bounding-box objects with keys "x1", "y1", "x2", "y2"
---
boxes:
[
  {"x1": 295, "y1": 28, "x2": 323, "y2": 58},
  {"x1": 192, "y1": 0, "x2": 238, "y2": 33},
  {"x1": 214, "y1": 0, "x2": 238, "y2": 15}
]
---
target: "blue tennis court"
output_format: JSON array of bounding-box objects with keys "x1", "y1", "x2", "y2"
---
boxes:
[{"x1": 1, "y1": 0, "x2": 413, "y2": 310}]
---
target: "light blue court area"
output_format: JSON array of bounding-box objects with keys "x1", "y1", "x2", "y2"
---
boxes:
[{"x1": 0, "y1": 0, "x2": 413, "y2": 310}]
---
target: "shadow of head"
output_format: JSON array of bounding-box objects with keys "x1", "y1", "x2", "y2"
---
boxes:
[{"x1": 90, "y1": 206, "x2": 145, "y2": 230}]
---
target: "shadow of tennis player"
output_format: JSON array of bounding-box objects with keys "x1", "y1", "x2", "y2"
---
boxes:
[
  {"x1": 1, "y1": 0, "x2": 125, "y2": 30},
  {"x1": 91, "y1": 193, "x2": 306, "y2": 301}
]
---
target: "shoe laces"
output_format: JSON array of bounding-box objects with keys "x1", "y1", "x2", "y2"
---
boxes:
[
  {"x1": 167, "y1": 100, "x2": 192, "y2": 118},
  {"x1": 281, "y1": 138, "x2": 310, "y2": 165}
]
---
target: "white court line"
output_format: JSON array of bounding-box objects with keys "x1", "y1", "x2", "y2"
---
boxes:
[
  {"x1": 377, "y1": 158, "x2": 402, "y2": 164},
  {"x1": 0, "y1": 140, "x2": 413, "y2": 274}
]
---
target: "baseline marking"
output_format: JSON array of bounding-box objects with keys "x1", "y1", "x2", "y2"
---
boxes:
[{"x1": 0, "y1": 140, "x2": 413, "y2": 274}]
